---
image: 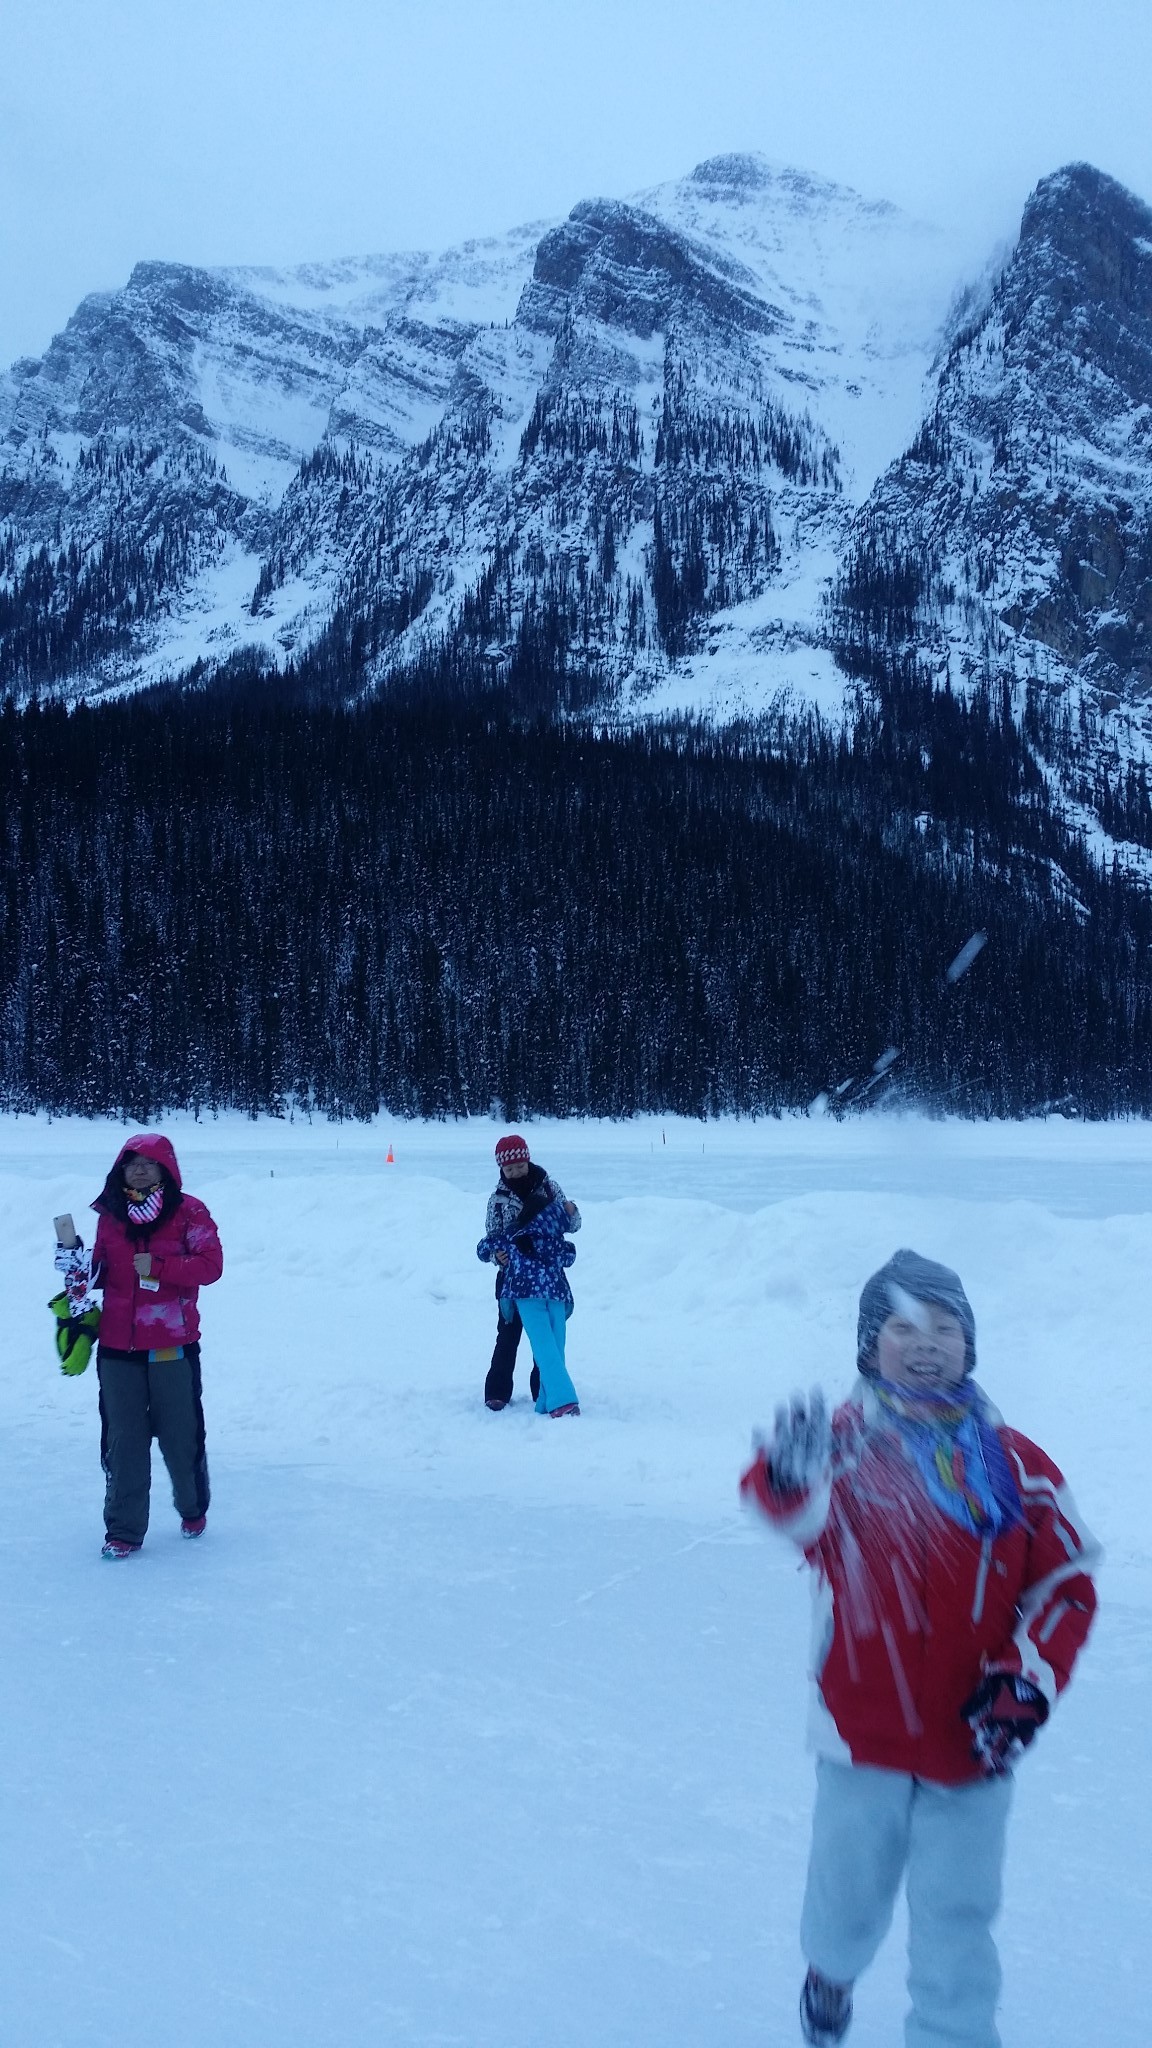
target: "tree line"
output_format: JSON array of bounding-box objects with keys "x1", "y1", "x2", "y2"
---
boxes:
[{"x1": 2, "y1": 665, "x2": 1150, "y2": 1122}]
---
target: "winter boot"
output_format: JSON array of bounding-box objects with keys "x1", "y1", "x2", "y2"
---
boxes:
[
  {"x1": 549, "y1": 1402, "x2": 581, "y2": 1418},
  {"x1": 102, "y1": 1538, "x2": 142, "y2": 1560},
  {"x1": 181, "y1": 1516, "x2": 207, "y2": 1539},
  {"x1": 800, "y1": 1967, "x2": 852, "y2": 2045}
]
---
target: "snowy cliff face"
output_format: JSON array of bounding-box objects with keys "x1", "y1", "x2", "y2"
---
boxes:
[
  {"x1": 838, "y1": 164, "x2": 1152, "y2": 718},
  {"x1": 0, "y1": 155, "x2": 956, "y2": 699}
]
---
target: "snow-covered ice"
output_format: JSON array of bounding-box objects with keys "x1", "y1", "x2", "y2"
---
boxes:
[{"x1": 1, "y1": 1112, "x2": 1148, "y2": 2046}]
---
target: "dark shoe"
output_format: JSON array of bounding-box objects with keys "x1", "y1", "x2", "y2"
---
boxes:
[
  {"x1": 548, "y1": 1402, "x2": 580, "y2": 1418},
  {"x1": 800, "y1": 1968, "x2": 852, "y2": 2045},
  {"x1": 485, "y1": 1398, "x2": 509, "y2": 1411},
  {"x1": 102, "y1": 1538, "x2": 142, "y2": 1560},
  {"x1": 181, "y1": 1516, "x2": 207, "y2": 1538}
]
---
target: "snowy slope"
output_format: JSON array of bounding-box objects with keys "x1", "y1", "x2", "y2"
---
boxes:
[
  {"x1": 637, "y1": 156, "x2": 960, "y2": 498},
  {"x1": 1, "y1": 1112, "x2": 1148, "y2": 2048},
  {"x1": 225, "y1": 219, "x2": 551, "y2": 330},
  {"x1": 626, "y1": 158, "x2": 964, "y2": 719}
]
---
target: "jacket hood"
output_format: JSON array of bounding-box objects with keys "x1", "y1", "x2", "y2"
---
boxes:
[
  {"x1": 111, "y1": 1132, "x2": 183, "y2": 1188},
  {"x1": 92, "y1": 1132, "x2": 184, "y2": 1218}
]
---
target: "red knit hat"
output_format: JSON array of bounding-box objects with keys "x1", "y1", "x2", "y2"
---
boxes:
[{"x1": 495, "y1": 1133, "x2": 531, "y2": 1167}]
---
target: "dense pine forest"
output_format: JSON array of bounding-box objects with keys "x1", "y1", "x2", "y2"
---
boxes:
[{"x1": 2, "y1": 659, "x2": 1150, "y2": 1121}]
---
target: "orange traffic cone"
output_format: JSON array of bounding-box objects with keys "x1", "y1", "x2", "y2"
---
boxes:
[{"x1": 385, "y1": 1145, "x2": 395, "y2": 1164}]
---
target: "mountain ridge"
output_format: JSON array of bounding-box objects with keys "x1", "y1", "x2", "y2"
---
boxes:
[
  {"x1": 5, "y1": 152, "x2": 1152, "y2": 862},
  {"x1": 0, "y1": 152, "x2": 958, "y2": 697}
]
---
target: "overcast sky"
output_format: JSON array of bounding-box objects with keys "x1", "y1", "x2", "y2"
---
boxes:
[{"x1": 3, "y1": 0, "x2": 1149, "y2": 367}]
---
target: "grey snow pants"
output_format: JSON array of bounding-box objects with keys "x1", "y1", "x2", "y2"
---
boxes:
[
  {"x1": 801, "y1": 1757, "x2": 1013, "y2": 2048},
  {"x1": 97, "y1": 1344, "x2": 210, "y2": 1546}
]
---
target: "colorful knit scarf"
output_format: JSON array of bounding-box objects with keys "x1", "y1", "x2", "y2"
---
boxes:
[
  {"x1": 126, "y1": 1185, "x2": 164, "y2": 1227},
  {"x1": 873, "y1": 1378, "x2": 1022, "y2": 1539}
]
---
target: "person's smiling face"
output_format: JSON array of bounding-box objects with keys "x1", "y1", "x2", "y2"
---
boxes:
[{"x1": 874, "y1": 1303, "x2": 967, "y2": 1391}]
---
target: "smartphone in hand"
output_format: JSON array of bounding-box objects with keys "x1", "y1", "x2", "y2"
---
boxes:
[{"x1": 54, "y1": 1213, "x2": 79, "y2": 1250}]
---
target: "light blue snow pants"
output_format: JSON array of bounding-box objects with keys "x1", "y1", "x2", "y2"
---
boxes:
[
  {"x1": 801, "y1": 1758, "x2": 1013, "y2": 2048},
  {"x1": 515, "y1": 1298, "x2": 579, "y2": 1414}
]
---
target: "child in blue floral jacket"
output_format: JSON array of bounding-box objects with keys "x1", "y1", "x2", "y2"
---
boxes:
[{"x1": 477, "y1": 1136, "x2": 580, "y2": 1416}]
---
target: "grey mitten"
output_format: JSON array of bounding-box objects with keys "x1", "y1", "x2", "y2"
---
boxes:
[{"x1": 763, "y1": 1389, "x2": 830, "y2": 1492}]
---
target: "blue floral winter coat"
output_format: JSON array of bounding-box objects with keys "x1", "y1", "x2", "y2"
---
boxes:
[{"x1": 477, "y1": 1194, "x2": 577, "y2": 1309}]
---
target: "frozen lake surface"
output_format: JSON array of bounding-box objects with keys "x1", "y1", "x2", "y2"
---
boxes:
[
  {"x1": 6, "y1": 1107, "x2": 1152, "y2": 1213},
  {"x1": 1, "y1": 1113, "x2": 1149, "y2": 2046}
]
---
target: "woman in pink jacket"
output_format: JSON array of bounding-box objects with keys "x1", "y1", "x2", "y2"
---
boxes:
[{"x1": 87, "y1": 1134, "x2": 223, "y2": 1558}]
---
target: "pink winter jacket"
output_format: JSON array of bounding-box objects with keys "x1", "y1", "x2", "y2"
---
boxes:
[{"x1": 92, "y1": 1134, "x2": 223, "y2": 1352}]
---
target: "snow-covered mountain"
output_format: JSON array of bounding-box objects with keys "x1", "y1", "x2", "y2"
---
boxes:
[
  {"x1": 4, "y1": 150, "x2": 1152, "y2": 811},
  {"x1": 0, "y1": 155, "x2": 958, "y2": 701}
]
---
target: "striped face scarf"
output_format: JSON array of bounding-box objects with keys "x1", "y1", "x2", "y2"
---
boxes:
[
  {"x1": 874, "y1": 1378, "x2": 1022, "y2": 1539},
  {"x1": 126, "y1": 1184, "x2": 164, "y2": 1226}
]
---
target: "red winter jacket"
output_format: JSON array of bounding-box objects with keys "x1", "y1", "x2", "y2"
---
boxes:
[
  {"x1": 740, "y1": 1380, "x2": 1099, "y2": 1784},
  {"x1": 92, "y1": 1134, "x2": 223, "y2": 1352}
]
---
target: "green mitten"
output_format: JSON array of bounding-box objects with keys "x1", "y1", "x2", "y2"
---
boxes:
[{"x1": 49, "y1": 1292, "x2": 100, "y2": 1376}]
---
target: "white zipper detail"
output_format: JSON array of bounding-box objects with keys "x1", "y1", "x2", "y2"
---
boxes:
[{"x1": 972, "y1": 1539, "x2": 991, "y2": 1624}]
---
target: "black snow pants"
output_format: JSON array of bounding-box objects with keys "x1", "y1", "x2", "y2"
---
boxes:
[
  {"x1": 483, "y1": 1301, "x2": 540, "y2": 1407},
  {"x1": 97, "y1": 1344, "x2": 210, "y2": 1546}
]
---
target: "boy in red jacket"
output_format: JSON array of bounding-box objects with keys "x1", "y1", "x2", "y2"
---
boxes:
[{"x1": 740, "y1": 1249, "x2": 1098, "y2": 2048}]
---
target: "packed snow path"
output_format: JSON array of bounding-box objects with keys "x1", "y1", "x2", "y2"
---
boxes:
[{"x1": 3, "y1": 1115, "x2": 1150, "y2": 2047}]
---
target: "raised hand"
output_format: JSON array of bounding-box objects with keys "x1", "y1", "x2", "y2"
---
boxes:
[{"x1": 761, "y1": 1388, "x2": 831, "y2": 1493}]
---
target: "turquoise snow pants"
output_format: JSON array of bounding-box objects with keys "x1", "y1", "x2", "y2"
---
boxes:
[
  {"x1": 514, "y1": 1298, "x2": 579, "y2": 1414},
  {"x1": 801, "y1": 1758, "x2": 1013, "y2": 2048}
]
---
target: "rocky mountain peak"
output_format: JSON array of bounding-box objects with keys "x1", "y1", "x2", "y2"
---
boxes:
[
  {"x1": 683, "y1": 152, "x2": 860, "y2": 213},
  {"x1": 687, "y1": 152, "x2": 778, "y2": 194},
  {"x1": 1014, "y1": 163, "x2": 1152, "y2": 334},
  {"x1": 520, "y1": 195, "x2": 774, "y2": 347},
  {"x1": 1021, "y1": 160, "x2": 1152, "y2": 243}
]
